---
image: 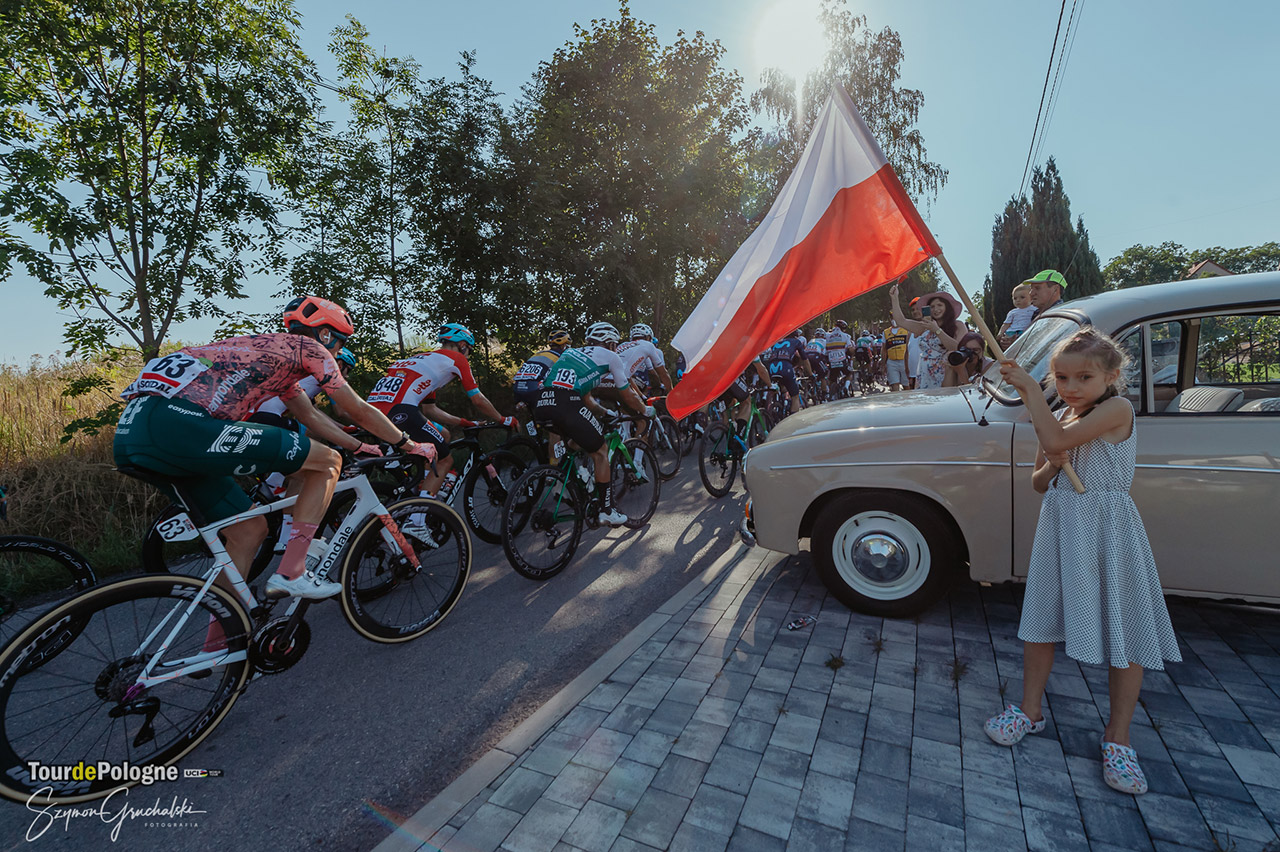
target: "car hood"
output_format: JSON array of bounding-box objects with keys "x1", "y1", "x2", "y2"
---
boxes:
[{"x1": 765, "y1": 386, "x2": 987, "y2": 443}]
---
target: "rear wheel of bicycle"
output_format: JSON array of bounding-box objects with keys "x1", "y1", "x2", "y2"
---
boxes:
[
  {"x1": 615, "y1": 438, "x2": 661, "y2": 528},
  {"x1": 0, "y1": 574, "x2": 252, "y2": 805},
  {"x1": 141, "y1": 504, "x2": 278, "y2": 583},
  {"x1": 339, "y1": 498, "x2": 471, "y2": 643},
  {"x1": 502, "y1": 434, "x2": 546, "y2": 468},
  {"x1": 698, "y1": 423, "x2": 738, "y2": 498},
  {"x1": 462, "y1": 449, "x2": 526, "y2": 544},
  {"x1": 502, "y1": 464, "x2": 583, "y2": 580},
  {"x1": 0, "y1": 535, "x2": 97, "y2": 661},
  {"x1": 650, "y1": 414, "x2": 683, "y2": 480}
]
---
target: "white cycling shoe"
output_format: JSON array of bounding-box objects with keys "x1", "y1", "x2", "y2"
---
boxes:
[
  {"x1": 265, "y1": 570, "x2": 342, "y2": 600},
  {"x1": 597, "y1": 508, "x2": 629, "y2": 527}
]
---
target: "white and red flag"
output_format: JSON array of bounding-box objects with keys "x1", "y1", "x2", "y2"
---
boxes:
[{"x1": 668, "y1": 85, "x2": 941, "y2": 419}]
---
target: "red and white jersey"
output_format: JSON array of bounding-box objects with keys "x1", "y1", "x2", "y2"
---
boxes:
[
  {"x1": 367, "y1": 349, "x2": 479, "y2": 412},
  {"x1": 253, "y1": 375, "x2": 323, "y2": 417},
  {"x1": 614, "y1": 339, "x2": 665, "y2": 377}
]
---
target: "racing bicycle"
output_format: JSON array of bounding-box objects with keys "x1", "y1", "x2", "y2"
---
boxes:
[{"x1": 698, "y1": 392, "x2": 769, "y2": 498}]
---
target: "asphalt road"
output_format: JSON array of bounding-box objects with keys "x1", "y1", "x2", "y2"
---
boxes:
[{"x1": 0, "y1": 464, "x2": 748, "y2": 851}]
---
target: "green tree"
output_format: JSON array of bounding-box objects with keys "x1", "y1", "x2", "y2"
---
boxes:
[
  {"x1": 982, "y1": 157, "x2": 1103, "y2": 332},
  {"x1": 328, "y1": 16, "x2": 427, "y2": 355},
  {"x1": 507, "y1": 0, "x2": 752, "y2": 358},
  {"x1": 1104, "y1": 241, "x2": 1280, "y2": 288},
  {"x1": 0, "y1": 0, "x2": 317, "y2": 360}
]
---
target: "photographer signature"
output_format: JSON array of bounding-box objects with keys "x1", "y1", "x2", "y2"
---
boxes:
[{"x1": 26, "y1": 787, "x2": 206, "y2": 842}]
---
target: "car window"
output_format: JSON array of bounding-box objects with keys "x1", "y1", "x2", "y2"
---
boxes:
[
  {"x1": 983, "y1": 316, "x2": 1080, "y2": 402},
  {"x1": 1149, "y1": 321, "x2": 1181, "y2": 387},
  {"x1": 1194, "y1": 313, "x2": 1280, "y2": 385}
]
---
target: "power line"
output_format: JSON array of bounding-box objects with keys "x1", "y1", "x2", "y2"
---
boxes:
[
  {"x1": 1018, "y1": 0, "x2": 1069, "y2": 200},
  {"x1": 1032, "y1": 0, "x2": 1084, "y2": 172}
]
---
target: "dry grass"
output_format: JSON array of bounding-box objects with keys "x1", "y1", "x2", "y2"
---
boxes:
[{"x1": 1, "y1": 356, "x2": 162, "y2": 573}]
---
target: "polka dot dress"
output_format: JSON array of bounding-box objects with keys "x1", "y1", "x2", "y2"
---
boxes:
[{"x1": 1018, "y1": 405, "x2": 1182, "y2": 670}]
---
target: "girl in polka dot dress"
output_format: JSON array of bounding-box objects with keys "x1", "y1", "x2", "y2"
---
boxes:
[{"x1": 984, "y1": 328, "x2": 1181, "y2": 795}]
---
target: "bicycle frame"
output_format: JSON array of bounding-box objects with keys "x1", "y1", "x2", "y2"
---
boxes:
[{"x1": 132, "y1": 474, "x2": 404, "y2": 688}]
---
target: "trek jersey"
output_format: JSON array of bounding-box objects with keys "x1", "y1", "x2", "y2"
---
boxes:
[
  {"x1": 513, "y1": 348, "x2": 563, "y2": 396},
  {"x1": 614, "y1": 339, "x2": 665, "y2": 376},
  {"x1": 884, "y1": 326, "x2": 910, "y2": 361},
  {"x1": 120, "y1": 333, "x2": 346, "y2": 422},
  {"x1": 825, "y1": 330, "x2": 852, "y2": 367},
  {"x1": 367, "y1": 349, "x2": 479, "y2": 413},
  {"x1": 765, "y1": 337, "x2": 806, "y2": 365},
  {"x1": 542, "y1": 346, "x2": 627, "y2": 394},
  {"x1": 253, "y1": 375, "x2": 322, "y2": 417}
]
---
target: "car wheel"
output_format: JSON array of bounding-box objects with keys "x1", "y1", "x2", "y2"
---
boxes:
[{"x1": 811, "y1": 492, "x2": 958, "y2": 617}]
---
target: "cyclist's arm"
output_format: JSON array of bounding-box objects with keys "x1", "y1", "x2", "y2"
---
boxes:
[
  {"x1": 620, "y1": 384, "x2": 647, "y2": 415},
  {"x1": 421, "y1": 401, "x2": 463, "y2": 429},
  {"x1": 751, "y1": 360, "x2": 770, "y2": 385},
  {"x1": 582, "y1": 392, "x2": 611, "y2": 419},
  {"x1": 468, "y1": 391, "x2": 504, "y2": 423},
  {"x1": 653, "y1": 365, "x2": 673, "y2": 394},
  {"x1": 290, "y1": 387, "x2": 400, "y2": 448}
]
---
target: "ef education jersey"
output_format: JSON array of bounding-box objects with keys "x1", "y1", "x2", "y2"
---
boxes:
[
  {"x1": 121, "y1": 333, "x2": 346, "y2": 422},
  {"x1": 368, "y1": 349, "x2": 479, "y2": 413},
  {"x1": 542, "y1": 346, "x2": 627, "y2": 394}
]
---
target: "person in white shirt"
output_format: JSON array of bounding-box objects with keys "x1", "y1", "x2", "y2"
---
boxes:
[{"x1": 998, "y1": 283, "x2": 1038, "y2": 348}]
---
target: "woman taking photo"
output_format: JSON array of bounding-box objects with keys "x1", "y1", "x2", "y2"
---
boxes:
[
  {"x1": 943, "y1": 332, "x2": 991, "y2": 387},
  {"x1": 890, "y1": 284, "x2": 966, "y2": 389}
]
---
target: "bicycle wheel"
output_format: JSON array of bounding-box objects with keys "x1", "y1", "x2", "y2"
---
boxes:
[
  {"x1": 461, "y1": 448, "x2": 526, "y2": 544},
  {"x1": 502, "y1": 464, "x2": 583, "y2": 580},
  {"x1": 339, "y1": 498, "x2": 471, "y2": 643},
  {"x1": 698, "y1": 423, "x2": 738, "y2": 498},
  {"x1": 650, "y1": 414, "x2": 683, "y2": 480},
  {"x1": 0, "y1": 574, "x2": 252, "y2": 805},
  {"x1": 502, "y1": 434, "x2": 546, "y2": 468},
  {"x1": 614, "y1": 439, "x2": 661, "y2": 528},
  {"x1": 0, "y1": 536, "x2": 96, "y2": 656},
  {"x1": 141, "y1": 504, "x2": 278, "y2": 583}
]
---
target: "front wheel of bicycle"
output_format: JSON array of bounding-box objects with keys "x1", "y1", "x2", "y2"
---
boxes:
[
  {"x1": 462, "y1": 449, "x2": 527, "y2": 544},
  {"x1": 698, "y1": 423, "x2": 738, "y2": 498},
  {"x1": 615, "y1": 438, "x2": 661, "y2": 528},
  {"x1": 650, "y1": 414, "x2": 683, "y2": 480},
  {"x1": 339, "y1": 498, "x2": 472, "y2": 643},
  {"x1": 0, "y1": 535, "x2": 97, "y2": 655},
  {"x1": 0, "y1": 574, "x2": 252, "y2": 805},
  {"x1": 502, "y1": 464, "x2": 583, "y2": 580}
]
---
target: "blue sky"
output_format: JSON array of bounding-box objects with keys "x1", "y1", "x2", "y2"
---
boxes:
[{"x1": 7, "y1": 0, "x2": 1279, "y2": 362}]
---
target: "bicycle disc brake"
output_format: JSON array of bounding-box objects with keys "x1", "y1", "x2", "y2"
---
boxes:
[{"x1": 249, "y1": 617, "x2": 311, "y2": 675}]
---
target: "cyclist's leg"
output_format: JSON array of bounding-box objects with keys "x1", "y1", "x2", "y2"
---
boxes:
[
  {"x1": 388, "y1": 404, "x2": 449, "y2": 495},
  {"x1": 550, "y1": 389, "x2": 613, "y2": 521}
]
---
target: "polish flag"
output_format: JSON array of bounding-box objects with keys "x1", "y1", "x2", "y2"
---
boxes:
[{"x1": 668, "y1": 85, "x2": 941, "y2": 419}]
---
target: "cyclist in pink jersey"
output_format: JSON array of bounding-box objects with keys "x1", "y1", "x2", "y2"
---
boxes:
[
  {"x1": 368, "y1": 322, "x2": 517, "y2": 497},
  {"x1": 116, "y1": 296, "x2": 436, "y2": 603}
]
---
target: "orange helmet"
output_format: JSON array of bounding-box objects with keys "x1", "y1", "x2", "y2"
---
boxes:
[{"x1": 283, "y1": 296, "x2": 354, "y2": 339}]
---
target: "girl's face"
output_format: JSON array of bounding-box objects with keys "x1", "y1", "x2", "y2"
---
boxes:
[
  {"x1": 1051, "y1": 352, "x2": 1119, "y2": 410},
  {"x1": 1012, "y1": 289, "x2": 1031, "y2": 309},
  {"x1": 928, "y1": 298, "x2": 948, "y2": 319}
]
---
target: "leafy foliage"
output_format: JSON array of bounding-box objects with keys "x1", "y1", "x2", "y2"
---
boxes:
[
  {"x1": 1104, "y1": 241, "x2": 1280, "y2": 289},
  {"x1": 0, "y1": 0, "x2": 318, "y2": 359}
]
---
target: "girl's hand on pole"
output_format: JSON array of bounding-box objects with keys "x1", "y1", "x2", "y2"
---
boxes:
[
  {"x1": 999, "y1": 359, "x2": 1040, "y2": 395},
  {"x1": 1045, "y1": 449, "x2": 1070, "y2": 468}
]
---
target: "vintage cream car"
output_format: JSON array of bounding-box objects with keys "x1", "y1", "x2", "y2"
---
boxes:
[{"x1": 742, "y1": 272, "x2": 1280, "y2": 616}]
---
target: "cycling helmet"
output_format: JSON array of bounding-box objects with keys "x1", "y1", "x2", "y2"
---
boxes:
[
  {"x1": 438, "y1": 322, "x2": 476, "y2": 347},
  {"x1": 283, "y1": 295, "x2": 354, "y2": 339},
  {"x1": 547, "y1": 328, "x2": 572, "y2": 346},
  {"x1": 630, "y1": 323, "x2": 654, "y2": 340},
  {"x1": 792, "y1": 329, "x2": 805, "y2": 338},
  {"x1": 834, "y1": 319, "x2": 849, "y2": 330},
  {"x1": 336, "y1": 348, "x2": 357, "y2": 368},
  {"x1": 585, "y1": 321, "x2": 620, "y2": 345},
  {"x1": 813, "y1": 328, "x2": 825, "y2": 337}
]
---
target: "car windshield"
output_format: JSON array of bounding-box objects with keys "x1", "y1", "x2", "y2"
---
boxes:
[{"x1": 981, "y1": 316, "x2": 1082, "y2": 403}]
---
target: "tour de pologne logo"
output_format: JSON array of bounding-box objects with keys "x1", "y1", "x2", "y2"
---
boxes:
[{"x1": 19, "y1": 761, "x2": 221, "y2": 842}]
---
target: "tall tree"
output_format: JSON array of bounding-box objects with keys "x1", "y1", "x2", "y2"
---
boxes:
[
  {"x1": 507, "y1": 0, "x2": 751, "y2": 357},
  {"x1": 982, "y1": 157, "x2": 1103, "y2": 332},
  {"x1": 328, "y1": 16, "x2": 426, "y2": 355},
  {"x1": 0, "y1": 0, "x2": 317, "y2": 359}
]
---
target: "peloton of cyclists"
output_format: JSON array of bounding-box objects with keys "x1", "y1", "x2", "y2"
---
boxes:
[
  {"x1": 764, "y1": 329, "x2": 810, "y2": 415},
  {"x1": 114, "y1": 296, "x2": 436, "y2": 605},
  {"x1": 804, "y1": 328, "x2": 830, "y2": 400},
  {"x1": 367, "y1": 323, "x2": 518, "y2": 501},
  {"x1": 534, "y1": 321, "x2": 654, "y2": 527}
]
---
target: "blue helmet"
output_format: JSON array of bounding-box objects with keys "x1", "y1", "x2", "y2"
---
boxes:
[
  {"x1": 438, "y1": 322, "x2": 476, "y2": 347},
  {"x1": 336, "y1": 348, "x2": 356, "y2": 368}
]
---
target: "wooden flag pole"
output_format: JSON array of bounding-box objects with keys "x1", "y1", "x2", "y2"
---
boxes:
[{"x1": 935, "y1": 254, "x2": 1086, "y2": 494}]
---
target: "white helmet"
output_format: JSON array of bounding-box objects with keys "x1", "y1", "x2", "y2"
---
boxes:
[
  {"x1": 813, "y1": 328, "x2": 826, "y2": 338},
  {"x1": 629, "y1": 323, "x2": 654, "y2": 340},
  {"x1": 585, "y1": 321, "x2": 620, "y2": 345}
]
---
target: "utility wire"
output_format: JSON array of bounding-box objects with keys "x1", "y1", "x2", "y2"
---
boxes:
[
  {"x1": 1018, "y1": 0, "x2": 1069, "y2": 200},
  {"x1": 1032, "y1": 0, "x2": 1084, "y2": 172}
]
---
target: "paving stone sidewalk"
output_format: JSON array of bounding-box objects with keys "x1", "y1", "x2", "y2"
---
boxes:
[{"x1": 378, "y1": 547, "x2": 1280, "y2": 852}]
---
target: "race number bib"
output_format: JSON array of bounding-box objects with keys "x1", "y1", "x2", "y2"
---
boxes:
[
  {"x1": 513, "y1": 363, "x2": 543, "y2": 382},
  {"x1": 550, "y1": 367, "x2": 577, "y2": 390},
  {"x1": 367, "y1": 375, "x2": 405, "y2": 405},
  {"x1": 157, "y1": 512, "x2": 200, "y2": 542},
  {"x1": 122, "y1": 353, "x2": 211, "y2": 399}
]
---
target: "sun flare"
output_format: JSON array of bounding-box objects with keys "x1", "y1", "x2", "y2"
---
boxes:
[{"x1": 753, "y1": 0, "x2": 827, "y2": 83}]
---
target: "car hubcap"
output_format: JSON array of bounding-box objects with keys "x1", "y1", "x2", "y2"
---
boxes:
[{"x1": 831, "y1": 511, "x2": 929, "y2": 600}]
